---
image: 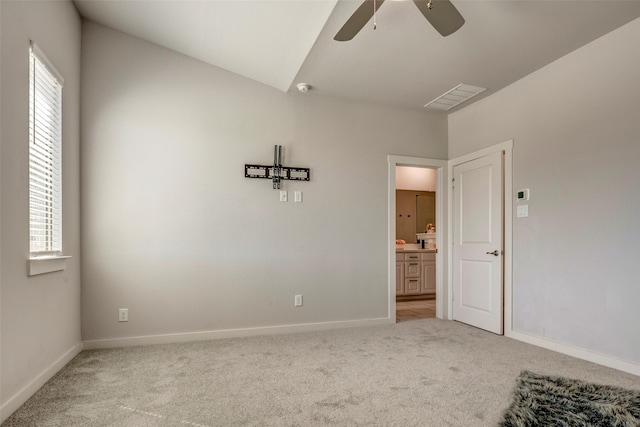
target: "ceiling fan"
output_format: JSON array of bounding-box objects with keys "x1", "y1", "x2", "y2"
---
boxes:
[{"x1": 334, "y1": 0, "x2": 465, "y2": 41}]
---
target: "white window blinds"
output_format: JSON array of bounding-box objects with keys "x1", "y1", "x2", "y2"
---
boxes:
[{"x1": 29, "y1": 42, "x2": 64, "y2": 255}]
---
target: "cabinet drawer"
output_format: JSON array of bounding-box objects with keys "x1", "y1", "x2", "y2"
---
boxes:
[
  {"x1": 403, "y1": 252, "x2": 435, "y2": 261},
  {"x1": 404, "y1": 277, "x2": 421, "y2": 295},
  {"x1": 404, "y1": 253, "x2": 422, "y2": 261},
  {"x1": 396, "y1": 253, "x2": 405, "y2": 261},
  {"x1": 404, "y1": 261, "x2": 421, "y2": 277}
]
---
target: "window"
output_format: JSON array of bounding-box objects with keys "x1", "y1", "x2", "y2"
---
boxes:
[{"x1": 29, "y1": 42, "x2": 64, "y2": 256}]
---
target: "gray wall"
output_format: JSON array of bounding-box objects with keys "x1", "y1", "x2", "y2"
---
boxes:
[
  {"x1": 0, "y1": 0, "x2": 82, "y2": 417},
  {"x1": 80, "y1": 23, "x2": 447, "y2": 342},
  {"x1": 448, "y1": 18, "x2": 640, "y2": 364}
]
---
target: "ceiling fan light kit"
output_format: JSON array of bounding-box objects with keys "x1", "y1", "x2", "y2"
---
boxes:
[{"x1": 334, "y1": 0, "x2": 464, "y2": 41}]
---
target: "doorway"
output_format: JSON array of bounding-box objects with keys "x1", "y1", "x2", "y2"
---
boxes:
[
  {"x1": 395, "y1": 167, "x2": 437, "y2": 322},
  {"x1": 388, "y1": 143, "x2": 513, "y2": 331},
  {"x1": 387, "y1": 156, "x2": 448, "y2": 322}
]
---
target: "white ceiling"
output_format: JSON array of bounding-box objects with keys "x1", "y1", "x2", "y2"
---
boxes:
[{"x1": 74, "y1": 0, "x2": 640, "y2": 112}]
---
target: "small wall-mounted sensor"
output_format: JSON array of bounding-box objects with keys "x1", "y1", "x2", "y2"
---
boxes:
[{"x1": 516, "y1": 188, "x2": 530, "y2": 201}]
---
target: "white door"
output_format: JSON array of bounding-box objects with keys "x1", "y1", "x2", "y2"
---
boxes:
[{"x1": 452, "y1": 151, "x2": 504, "y2": 334}]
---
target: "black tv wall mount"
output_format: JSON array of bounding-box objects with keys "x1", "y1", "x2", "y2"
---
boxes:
[{"x1": 244, "y1": 145, "x2": 310, "y2": 189}]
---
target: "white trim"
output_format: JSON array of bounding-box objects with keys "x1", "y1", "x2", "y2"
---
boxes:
[
  {"x1": 503, "y1": 143, "x2": 514, "y2": 334},
  {"x1": 447, "y1": 140, "x2": 514, "y2": 330},
  {"x1": 29, "y1": 41, "x2": 64, "y2": 87},
  {"x1": 28, "y1": 255, "x2": 72, "y2": 276},
  {"x1": 82, "y1": 318, "x2": 393, "y2": 350},
  {"x1": 388, "y1": 156, "x2": 448, "y2": 321},
  {"x1": 507, "y1": 330, "x2": 640, "y2": 376},
  {"x1": 0, "y1": 342, "x2": 82, "y2": 423},
  {"x1": 448, "y1": 140, "x2": 514, "y2": 166}
]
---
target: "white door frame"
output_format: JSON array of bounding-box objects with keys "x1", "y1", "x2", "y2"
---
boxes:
[
  {"x1": 388, "y1": 156, "x2": 449, "y2": 321},
  {"x1": 447, "y1": 140, "x2": 513, "y2": 334}
]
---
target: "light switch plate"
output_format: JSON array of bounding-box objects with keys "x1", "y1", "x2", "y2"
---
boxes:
[
  {"x1": 294, "y1": 191, "x2": 302, "y2": 203},
  {"x1": 517, "y1": 205, "x2": 529, "y2": 218},
  {"x1": 279, "y1": 190, "x2": 287, "y2": 202}
]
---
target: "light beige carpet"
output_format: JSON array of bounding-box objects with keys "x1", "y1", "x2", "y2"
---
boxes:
[{"x1": 3, "y1": 319, "x2": 639, "y2": 426}]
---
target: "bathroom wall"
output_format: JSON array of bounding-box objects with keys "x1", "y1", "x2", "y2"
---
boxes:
[{"x1": 396, "y1": 166, "x2": 436, "y2": 191}]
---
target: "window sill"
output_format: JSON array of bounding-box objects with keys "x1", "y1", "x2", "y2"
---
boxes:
[{"x1": 28, "y1": 255, "x2": 72, "y2": 276}]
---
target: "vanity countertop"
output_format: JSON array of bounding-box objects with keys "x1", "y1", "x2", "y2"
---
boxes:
[{"x1": 396, "y1": 245, "x2": 436, "y2": 253}]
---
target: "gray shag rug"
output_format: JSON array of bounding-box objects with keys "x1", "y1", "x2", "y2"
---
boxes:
[{"x1": 501, "y1": 371, "x2": 640, "y2": 427}]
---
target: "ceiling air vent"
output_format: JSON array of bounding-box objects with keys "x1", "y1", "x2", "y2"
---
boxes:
[{"x1": 424, "y1": 84, "x2": 486, "y2": 111}]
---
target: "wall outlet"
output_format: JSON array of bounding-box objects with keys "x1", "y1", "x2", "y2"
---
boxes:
[
  {"x1": 119, "y1": 308, "x2": 128, "y2": 322},
  {"x1": 294, "y1": 295, "x2": 303, "y2": 307}
]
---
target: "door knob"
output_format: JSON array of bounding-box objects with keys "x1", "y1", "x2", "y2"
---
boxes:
[{"x1": 486, "y1": 250, "x2": 500, "y2": 256}]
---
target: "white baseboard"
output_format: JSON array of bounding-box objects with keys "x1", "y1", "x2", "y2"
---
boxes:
[
  {"x1": 0, "y1": 342, "x2": 83, "y2": 424},
  {"x1": 506, "y1": 329, "x2": 640, "y2": 376},
  {"x1": 83, "y1": 317, "x2": 394, "y2": 350}
]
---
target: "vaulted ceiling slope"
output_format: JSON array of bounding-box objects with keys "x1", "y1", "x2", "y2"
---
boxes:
[{"x1": 74, "y1": 0, "x2": 640, "y2": 112}]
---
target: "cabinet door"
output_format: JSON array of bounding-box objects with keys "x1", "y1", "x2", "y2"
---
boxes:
[
  {"x1": 396, "y1": 263, "x2": 404, "y2": 295},
  {"x1": 421, "y1": 261, "x2": 436, "y2": 295},
  {"x1": 404, "y1": 278, "x2": 421, "y2": 295}
]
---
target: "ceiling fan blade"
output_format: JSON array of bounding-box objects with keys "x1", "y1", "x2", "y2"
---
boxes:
[
  {"x1": 413, "y1": 0, "x2": 464, "y2": 37},
  {"x1": 334, "y1": 0, "x2": 386, "y2": 41}
]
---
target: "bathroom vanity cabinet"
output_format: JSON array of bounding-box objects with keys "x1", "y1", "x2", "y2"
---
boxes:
[{"x1": 396, "y1": 251, "x2": 436, "y2": 296}]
